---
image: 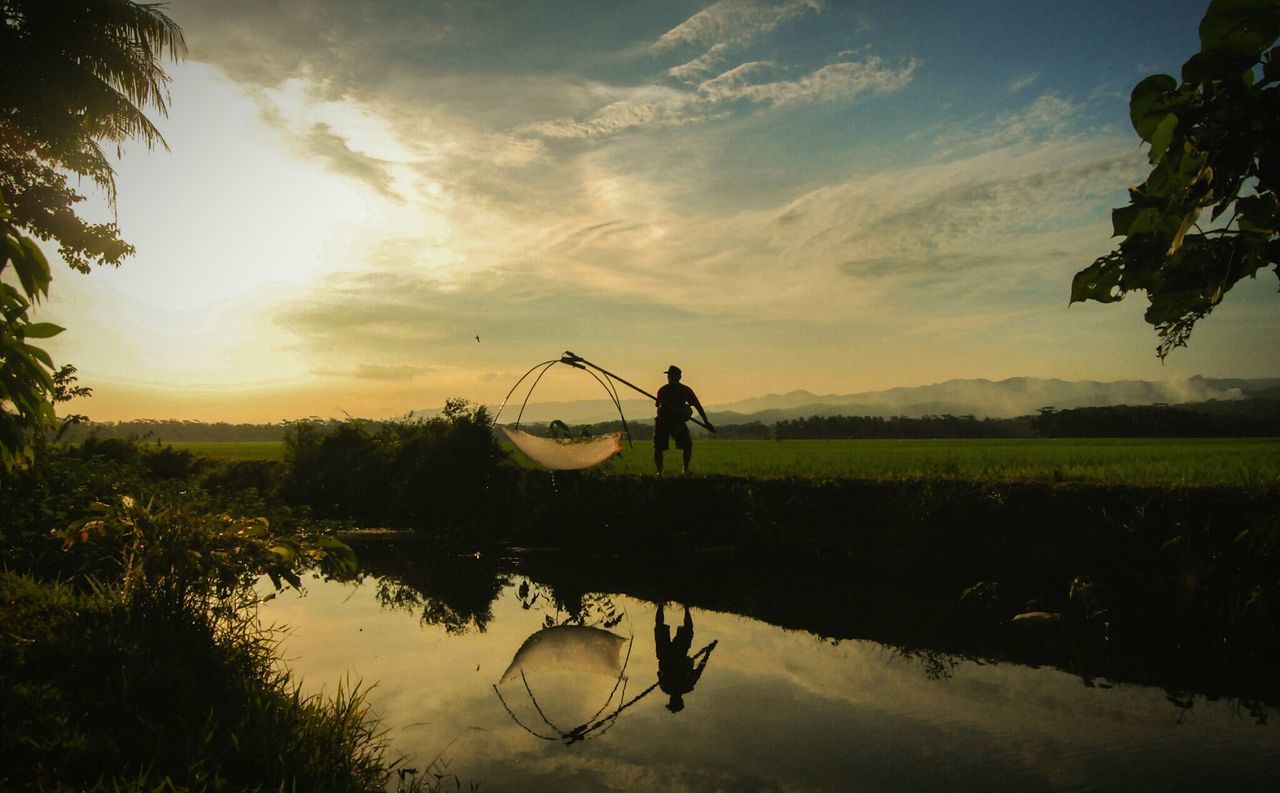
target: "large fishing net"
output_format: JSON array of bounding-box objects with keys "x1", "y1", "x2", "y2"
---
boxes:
[
  {"x1": 492, "y1": 352, "x2": 637, "y2": 471},
  {"x1": 497, "y1": 425, "x2": 622, "y2": 471}
]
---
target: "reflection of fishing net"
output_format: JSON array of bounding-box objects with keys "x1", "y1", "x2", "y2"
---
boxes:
[
  {"x1": 499, "y1": 624, "x2": 628, "y2": 683},
  {"x1": 494, "y1": 619, "x2": 654, "y2": 745},
  {"x1": 497, "y1": 425, "x2": 622, "y2": 471}
]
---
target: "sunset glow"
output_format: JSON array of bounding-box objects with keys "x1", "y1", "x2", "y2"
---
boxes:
[{"x1": 37, "y1": 0, "x2": 1279, "y2": 422}]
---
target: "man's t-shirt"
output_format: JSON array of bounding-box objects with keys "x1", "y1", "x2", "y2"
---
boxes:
[{"x1": 656, "y1": 383, "x2": 701, "y2": 423}]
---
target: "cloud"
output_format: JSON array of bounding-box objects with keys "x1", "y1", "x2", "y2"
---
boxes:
[
  {"x1": 653, "y1": 0, "x2": 823, "y2": 52},
  {"x1": 667, "y1": 42, "x2": 732, "y2": 81},
  {"x1": 937, "y1": 93, "x2": 1086, "y2": 154},
  {"x1": 1008, "y1": 71, "x2": 1039, "y2": 92},
  {"x1": 313, "y1": 363, "x2": 428, "y2": 381},
  {"x1": 656, "y1": 0, "x2": 829, "y2": 86},
  {"x1": 520, "y1": 85, "x2": 708, "y2": 139},
  {"x1": 698, "y1": 57, "x2": 918, "y2": 106},
  {"x1": 773, "y1": 137, "x2": 1145, "y2": 311},
  {"x1": 297, "y1": 122, "x2": 400, "y2": 199},
  {"x1": 525, "y1": 55, "x2": 915, "y2": 141}
]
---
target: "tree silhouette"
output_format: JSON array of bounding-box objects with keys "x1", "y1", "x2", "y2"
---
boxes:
[
  {"x1": 1071, "y1": 0, "x2": 1279, "y2": 358},
  {"x1": 0, "y1": 0, "x2": 184, "y2": 469}
]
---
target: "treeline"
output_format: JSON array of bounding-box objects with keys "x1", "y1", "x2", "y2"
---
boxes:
[
  {"x1": 775, "y1": 414, "x2": 1033, "y2": 439},
  {"x1": 1030, "y1": 401, "x2": 1280, "y2": 437},
  {"x1": 58, "y1": 419, "x2": 288, "y2": 443}
]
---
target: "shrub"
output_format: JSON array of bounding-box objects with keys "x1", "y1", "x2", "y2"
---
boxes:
[{"x1": 281, "y1": 399, "x2": 515, "y2": 531}]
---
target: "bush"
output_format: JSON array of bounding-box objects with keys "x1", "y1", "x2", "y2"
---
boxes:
[{"x1": 281, "y1": 399, "x2": 515, "y2": 531}]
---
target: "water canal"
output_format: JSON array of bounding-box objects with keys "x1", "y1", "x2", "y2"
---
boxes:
[{"x1": 259, "y1": 540, "x2": 1280, "y2": 792}]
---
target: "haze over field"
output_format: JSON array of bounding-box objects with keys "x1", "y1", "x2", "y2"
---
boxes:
[{"x1": 36, "y1": 0, "x2": 1280, "y2": 423}]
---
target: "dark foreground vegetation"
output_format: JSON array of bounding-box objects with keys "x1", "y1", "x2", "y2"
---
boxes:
[{"x1": 0, "y1": 436, "x2": 423, "y2": 791}]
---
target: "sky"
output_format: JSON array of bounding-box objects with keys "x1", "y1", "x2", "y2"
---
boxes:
[{"x1": 35, "y1": 0, "x2": 1280, "y2": 423}]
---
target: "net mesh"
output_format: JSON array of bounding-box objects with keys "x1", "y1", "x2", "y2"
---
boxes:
[{"x1": 498, "y1": 425, "x2": 622, "y2": 470}]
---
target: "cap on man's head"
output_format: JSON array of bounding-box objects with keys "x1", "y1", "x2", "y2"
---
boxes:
[{"x1": 664, "y1": 365, "x2": 682, "y2": 377}]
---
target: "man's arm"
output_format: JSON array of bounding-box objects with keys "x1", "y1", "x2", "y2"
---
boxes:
[{"x1": 686, "y1": 386, "x2": 714, "y2": 431}]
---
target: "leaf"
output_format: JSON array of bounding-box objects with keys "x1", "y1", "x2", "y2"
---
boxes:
[
  {"x1": 21, "y1": 323, "x2": 64, "y2": 339},
  {"x1": 1112, "y1": 205, "x2": 1160, "y2": 237},
  {"x1": 1130, "y1": 74, "x2": 1178, "y2": 139},
  {"x1": 1237, "y1": 195, "x2": 1279, "y2": 232},
  {"x1": 1070, "y1": 252, "x2": 1128, "y2": 304},
  {"x1": 1198, "y1": 0, "x2": 1280, "y2": 61},
  {"x1": 1147, "y1": 114, "x2": 1179, "y2": 163}
]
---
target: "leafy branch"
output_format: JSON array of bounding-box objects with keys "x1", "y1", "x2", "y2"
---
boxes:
[{"x1": 1071, "y1": 0, "x2": 1280, "y2": 358}]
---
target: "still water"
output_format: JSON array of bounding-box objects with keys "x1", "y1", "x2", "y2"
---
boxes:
[{"x1": 261, "y1": 561, "x2": 1279, "y2": 792}]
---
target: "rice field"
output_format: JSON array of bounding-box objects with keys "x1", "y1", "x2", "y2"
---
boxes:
[
  {"x1": 593, "y1": 437, "x2": 1280, "y2": 487},
  {"x1": 174, "y1": 437, "x2": 1280, "y2": 488}
]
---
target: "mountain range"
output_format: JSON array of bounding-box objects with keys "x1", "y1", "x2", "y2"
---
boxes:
[{"x1": 488, "y1": 376, "x2": 1280, "y2": 426}]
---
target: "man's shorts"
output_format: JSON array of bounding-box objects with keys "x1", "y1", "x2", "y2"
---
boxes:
[{"x1": 654, "y1": 418, "x2": 691, "y2": 451}]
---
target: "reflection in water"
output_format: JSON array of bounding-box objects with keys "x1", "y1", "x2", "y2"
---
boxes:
[
  {"x1": 262, "y1": 565, "x2": 1280, "y2": 792},
  {"x1": 344, "y1": 533, "x2": 506, "y2": 633},
  {"x1": 654, "y1": 604, "x2": 717, "y2": 713},
  {"x1": 490, "y1": 601, "x2": 725, "y2": 744},
  {"x1": 492, "y1": 602, "x2": 642, "y2": 745}
]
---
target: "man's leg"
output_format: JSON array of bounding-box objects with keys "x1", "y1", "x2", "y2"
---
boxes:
[
  {"x1": 682, "y1": 446, "x2": 692, "y2": 474},
  {"x1": 654, "y1": 422, "x2": 668, "y2": 474}
]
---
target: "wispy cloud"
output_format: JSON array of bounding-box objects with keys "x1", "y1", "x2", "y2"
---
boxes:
[
  {"x1": 520, "y1": 85, "x2": 708, "y2": 139},
  {"x1": 654, "y1": 0, "x2": 824, "y2": 53},
  {"x1": 298, "y1": 122, "x2": 400, "y2": 200},
  {"x1": 699, "y1": 57, "x2": 917, "y2": 106},
  {"x1": 659, "y1": 0, "x2": 824, "y2": 83},
  {"x1": 525, "y1": 54, "x2": 916, "y2": 142},
  {"x1": 313, "y1": 363, "x2": 430, "y2": 381},
  {"x1": 1008, "y1": 71, "x2": 1039, "y2": 92},
  {"x1": 936, "y1": 93, "x2": 1085, "y2": 155}
]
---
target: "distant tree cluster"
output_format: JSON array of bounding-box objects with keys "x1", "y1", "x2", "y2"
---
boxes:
[
  {"x1": 1031, "y1": 401, "x2": 1280, "y2": 437},
  {"x1": 58, "y1": 419, "x2": 288, "y2": 443},
  {"x1": 775, "y1": 414, "x2": 1034, "y2": 440}
]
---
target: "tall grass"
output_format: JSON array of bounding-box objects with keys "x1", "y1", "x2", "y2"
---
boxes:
[
  {"x1": 0, "y1": 438, "x2": 400, "y2": 791},
  {"x1": 0, "y1": 571, "x2": 393, "y2": 791}
]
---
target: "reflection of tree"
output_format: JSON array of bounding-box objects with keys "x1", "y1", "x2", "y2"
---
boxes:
[
  {"x1": 514, "y1": 578, "x2": 624, "y2": 631},
  {"x1": 889, "y1": 646, "x2": 968, "y2": 681},
  {"x1": 346, "y1": 534, "x2": 506, "y2": 634}
]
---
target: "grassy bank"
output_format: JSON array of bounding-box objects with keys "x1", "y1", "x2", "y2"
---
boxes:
[
  {"x1": 0, "y1": 440, "x2": 409, "y2": 791},
  {"x1": 0, "y1": 572, "x2": 389, "y2": 791}
]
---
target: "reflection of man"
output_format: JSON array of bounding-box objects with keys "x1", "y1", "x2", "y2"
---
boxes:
[
  {"x1": 654, "y1": 603, "x2": 716, "y2": 712},
  {"x1": 654, "y1": 365, "x2": 713, "y2": 475}
]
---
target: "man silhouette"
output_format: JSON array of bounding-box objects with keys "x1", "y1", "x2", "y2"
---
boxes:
[
  {"x1": 654, "y1": 365, "x2": 713, "y2": 475},
  {"x1": 654, "y1": 603, "x2": 716, "y2": 713}
]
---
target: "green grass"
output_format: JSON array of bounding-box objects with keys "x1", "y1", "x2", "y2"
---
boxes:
[
  {"x1": 178, "y1": 437, "x2": 1280, "y2": 488},
  {"x1": 591, "y1": 437, "x2": 1280, "y2": 487}
]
